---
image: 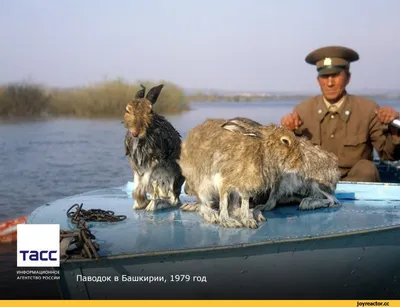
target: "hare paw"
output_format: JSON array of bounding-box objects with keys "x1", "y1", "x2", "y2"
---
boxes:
[
  {"x1": 145, "y1": 200, "x2": 157, "y2": 211},
  {"x1": 133, "y1": 199, "x2": 149, "y2": 210},
  {"x1": 180, "y1": 202, "x2": 200, "y2": 212},
  {"x1": 198, "y1": 204, "x2": 219, "y2": 224},
  {"x1": 145, "y1": 199, "x2": 172, "y2": 211},
  {"x1": 219, "y1": 216, "x2": 243, "y2": 228},
  {"x1": 329, "y1": 195, "x2": 341, "y2": 207},
  {"x1": 256, "y1": 201, "x2": 276, "y2": 212},
  {"x1": 167, "y1": 191, "x2": 181, "y2": 207},
  {"x1": 240, "y1": 217, "x2": 259, "y2": 229},
  {"x1": 155, "y1": 199, "x2": 173, "y2": 210},
  {"x1": 251, "y1": 208, "x2": 266, "y2": 222},
  {"x1": 298, "y1": 198, "x2": 332, "y2": 210}
]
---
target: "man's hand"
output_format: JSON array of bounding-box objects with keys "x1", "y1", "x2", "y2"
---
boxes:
[
  {"x1": 375, "y1": 106, "x2": 400, "y2": 138},
  {"x1": 281, "y1": 111, "x2": 302, "y2": 130},
  {"x1": 375, "y1": 106, "x2": 399, "y2": 124}
]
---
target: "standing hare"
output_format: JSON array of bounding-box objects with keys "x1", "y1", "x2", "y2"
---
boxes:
[{"x1": 124, "y1": 84, "x2": 185, "y2": 212}]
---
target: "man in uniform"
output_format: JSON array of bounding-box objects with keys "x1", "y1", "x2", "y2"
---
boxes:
[{"x1": 281, "y1": 46, "x2": 400, "y2": 182}]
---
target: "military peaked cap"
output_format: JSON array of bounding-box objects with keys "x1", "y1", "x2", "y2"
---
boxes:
[{"x1": 305, "y1": 46, "x2": 360, "y2": 76}]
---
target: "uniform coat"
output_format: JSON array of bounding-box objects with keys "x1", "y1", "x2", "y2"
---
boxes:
[{"x1": 293, "y1": 94, "x2": 400, "y2": 178}]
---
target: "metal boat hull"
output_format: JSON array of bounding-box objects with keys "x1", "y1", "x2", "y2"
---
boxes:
[
  {"x1": 58, "y1": 226, "x2": 400, "y2": 299},
  {"x1": 25, "y1": 169, "x2": 400, "y2": 299}
]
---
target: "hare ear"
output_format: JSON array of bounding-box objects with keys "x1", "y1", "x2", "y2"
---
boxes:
[
  {"x1": 280, "y1": 136, "x2": 292, "y2": 146},
  {"x1": 146, "y1": 84, "x2": 164, "y2": 105},
  {"x1": 229, "y1": 117, "x2": 262, "y2": 127},
  {"x1": 135, "y1": 84, "x2": 146, "y2": 99},
  {"x1": 221, "y1": 121, "x2": 260, "y2": 137}
]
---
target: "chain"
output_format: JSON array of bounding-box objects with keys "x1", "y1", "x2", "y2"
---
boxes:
[
  {"x1": 60, "y1": 203, "x2": 127, "y2": 262},
  {"x1": 66, "y1": 203, "x2": 127, "y2": 223}
]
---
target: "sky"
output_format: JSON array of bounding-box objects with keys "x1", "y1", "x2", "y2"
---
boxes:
[{"x1": 1, "y1": 0, "x2": 399, "y2": 93}]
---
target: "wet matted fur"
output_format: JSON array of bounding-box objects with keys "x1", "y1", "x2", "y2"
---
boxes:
[
  {"x1": 179, "y1": 117, "x2": 341, "y2": 229},
  {"x1": 219, "y1": 118, "x2": 341, "y2": 212},
  {"x1": 124, "y1": 84, "x2": 185, "y2": 211},
  {"x1": 178, "y1": 118, "x2": 303, "y2": 229}
]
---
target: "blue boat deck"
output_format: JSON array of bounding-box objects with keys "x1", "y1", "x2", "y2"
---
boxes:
[{"x1": 26, "y1": 181, "x2": 400, "y2": 258}]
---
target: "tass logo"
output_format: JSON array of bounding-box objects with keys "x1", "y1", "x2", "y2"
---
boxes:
[
  {"x1": 19, "y1": 250, "x2": 58, "y2": 261},
  {"x1": 17, "y1": 224, "x2": 60, "y2": 267}
]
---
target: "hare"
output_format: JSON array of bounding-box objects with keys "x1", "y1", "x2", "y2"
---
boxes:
[
  {"x1": 219, "y1": 117, "x2": 341, "y2": 213},
  {"x1": 255, "y1": 135, "x2": 341, "y2": 212},
  {"x1": 124, "y1": 84, "x2": 185, "y2": 212},
  {"x1": 178, "y1": 118, "x2": 304, "y2": 229},
  {"x1": 180, "y1": 117, "x2": 267, "y2": 220}
]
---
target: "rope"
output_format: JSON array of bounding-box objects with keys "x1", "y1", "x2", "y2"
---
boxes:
[{"x1": 61, "y1": 203, "x2": 127, "y2": 261}]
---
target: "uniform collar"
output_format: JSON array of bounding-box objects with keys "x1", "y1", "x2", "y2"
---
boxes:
[
  {"x1": 323, "y1": 95, "x2": 346, "y2": 111},
  {"x1": 316, "y1": 93, "x2": 352, "y2": 122}
]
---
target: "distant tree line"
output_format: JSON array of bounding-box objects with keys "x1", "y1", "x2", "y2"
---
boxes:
[
  {"x1": 0, "y1": 79, "x2": 189, "y2": 118},
  {"x1": 1, "y1": 79, "x2": 398, "y2": 119}
]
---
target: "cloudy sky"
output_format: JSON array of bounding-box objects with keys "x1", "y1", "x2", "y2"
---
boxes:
[{"x1": 1, "y1": 0, "x2": 399, "y2": 93}]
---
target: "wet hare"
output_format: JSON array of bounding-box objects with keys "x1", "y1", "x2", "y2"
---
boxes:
[
  {"x1": 124, "y1": 84, "x2": 184, "y2": 211},
  {"x1": 255, "y1": 135, "x2": 341, "y2": 212},
  {"x1": 221, "y1": 117, "x2": 341, "y2": 212},
  {"x1": 178, "y1": 118, "x2": 304, "y2": 229}
]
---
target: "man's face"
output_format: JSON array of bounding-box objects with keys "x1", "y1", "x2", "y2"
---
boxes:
[{"x1": 317, "y1": 70, "x2": 350, "y2": 102}]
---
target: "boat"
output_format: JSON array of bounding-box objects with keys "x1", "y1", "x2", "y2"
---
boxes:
[{"x1": 15, "y1": 159, "x2": 399, "y2": 300}]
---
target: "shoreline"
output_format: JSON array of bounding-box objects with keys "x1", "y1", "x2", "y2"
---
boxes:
[{"x1": 1, "y1": 79, "x2": 398, "y2": 120}]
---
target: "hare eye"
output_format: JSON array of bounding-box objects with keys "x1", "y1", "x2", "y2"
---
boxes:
[{"x1": 280, "y1": 136, "x2": 291, "y2": 146}]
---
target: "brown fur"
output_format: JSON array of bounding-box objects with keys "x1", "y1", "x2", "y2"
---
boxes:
[
  {"x1": 178, "y1": 118, "x2": 303, "y2": 229},
  {"x1": 124, "y1": 99, "x2": 153, "y2": 138},
  {"x1": 221, "y1": 117, "x2": 342, "y2": 212}
]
